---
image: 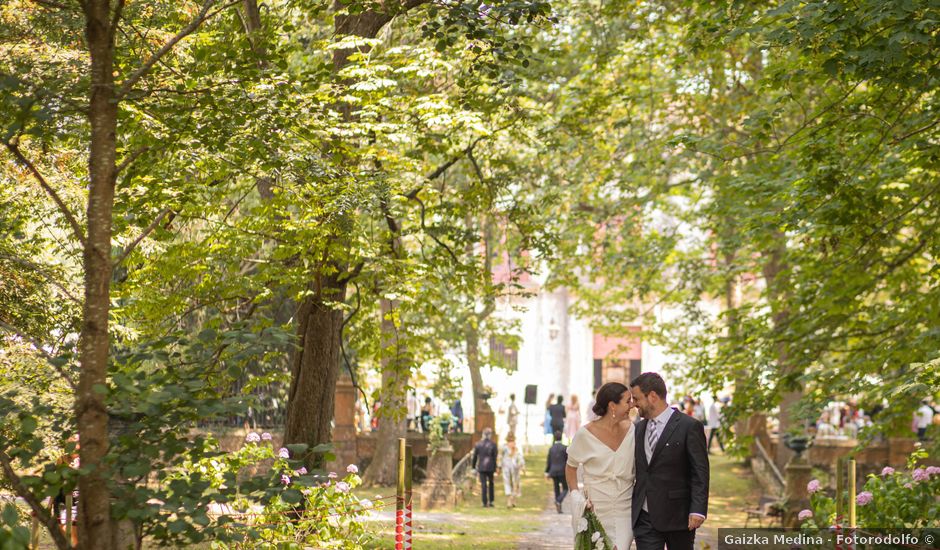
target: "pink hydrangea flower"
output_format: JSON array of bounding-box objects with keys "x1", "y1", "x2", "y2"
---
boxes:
[
  {"x1": 880, "y1": 466, "x2": 895, "y2": 476},
  {"x1": 296, "y1": 467, "x2": 308, "y2": 475},
  {"x1": 798, "y1": 509, "x2": 813, "y2": 521},
  {"x1": 336, "y1": 481, "x2": 351, "y2": 493},
  {"x1": 347, "y1": 464, "x2": 359, "y2": 474},
  {"x1": 261, "y1": 432, "x2": 272, "y2": 441},
  {"x1": 856, "y1": 491, "x2": 873, "y2": 506},
  {"x1": 246, "y1": 432, "x2": 261, "y2": 443},
  {"x1": 807, "y1": 479, "x2": 821, "y2": 494},
  {"x1": 328, "y1": 472, "x2": 338, "y2": 479},
  {"x1": 280, "y1": 474, "x2": 291, "y2": 485},
  {"x1": 278, "y1": 447, "x2": 290, "y2": 459},
  {"x1": 912, "y1": 468, "x2": 929, "y2": 482},
  {"x1": 926, "y1": 466, "x2": 940, "y2": 476}
]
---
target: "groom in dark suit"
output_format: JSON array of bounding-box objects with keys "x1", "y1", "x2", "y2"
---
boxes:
[{"x1": 630, "y1": 373, "x2": 709, "y2": 550}]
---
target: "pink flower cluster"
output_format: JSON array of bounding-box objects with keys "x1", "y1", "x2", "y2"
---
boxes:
[
  {"x1": 856, "y1": 491, "x2": 873, "y2": 506},
  {"x1": 807, "y1": 479, "x2": 821, "y2": 494},
  {"x1": 880, "y1": 466, "x2": 894, "y2": 476},
  {"x1": 912, "y1": 468, "x2": 929, "y2": 482},
  {"x1": 798, "y1": 509, "x2": 813, "y2": 521}
]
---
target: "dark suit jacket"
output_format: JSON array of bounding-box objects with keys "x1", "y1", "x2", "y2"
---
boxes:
[
  {"x1": 545, "y1": 442, "x2": 568, "y2": 477},
  {"x1": 471, "y1": 439, "x2": 498, "y2": 473},
  {"x1": 548, "y1": 403, "x2": 566, "y2": 430},
  {"x1": 632, "y1": 408, "x2": 709, "y2": 532}
]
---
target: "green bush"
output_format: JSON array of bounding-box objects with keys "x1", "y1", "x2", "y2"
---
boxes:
[{"x1": 800, "y1": 448, "x2": 940, "y2": 528}]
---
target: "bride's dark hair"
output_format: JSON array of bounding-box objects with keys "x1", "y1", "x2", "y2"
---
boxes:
[{"x1": 592, "y1": 382, "x2": 629, "y2": 417}]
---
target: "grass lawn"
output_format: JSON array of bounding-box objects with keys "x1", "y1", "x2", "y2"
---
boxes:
[
  {"x1": 359, "y1": 445, "x2": 554, "y2": 549},
  {"x1": 705, "y1": 452, "x2": 765, "y2": 528}
]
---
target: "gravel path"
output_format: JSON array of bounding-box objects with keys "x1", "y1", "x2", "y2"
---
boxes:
[{"x1": 514, "y1": 493, "x2": 572, "y2": 549}]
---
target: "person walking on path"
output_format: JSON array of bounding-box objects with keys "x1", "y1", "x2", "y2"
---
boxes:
[
  {"x1": 472, "y1": 427, "x2": 498, "y2": 507},
  {"x1": 500, "y1": 434, "x2": 526, "y2": 508},
  {"x1": 544, "y1": 429, "x2": 568, "y2": 513},
  {"x1": 564, "y1": 394, "x2": 581, "y2": 442},
  {"x1": 507, "y1": 393, "x2": 520, "y2": 437},
  {"x1": 707, "y1": 397, "x2": 724, "y2": 453},
  {"x1": 549, "y1": 395, "x2": 566, "y2": 435}
]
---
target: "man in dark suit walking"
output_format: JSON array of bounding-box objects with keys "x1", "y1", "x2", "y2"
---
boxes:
[
  {"x1": 630, "y1": 372, "x2": 709, "y2": 550},
  {"x1": 471, "y1": 427, "x2": 498, "y2": 507}
]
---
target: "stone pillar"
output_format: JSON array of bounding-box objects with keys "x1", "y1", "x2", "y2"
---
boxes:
[
  {"x1": 473, "y1": 403, "x2": 495, "y2": 443},
  {"x1": 418, "y1": 441, "x2": 458, "y2": 510},
  {"x1": 329, "y1": 371, "x2": 358, "y2": 471},
  {"x1": 887, "y1": 437, "x2": 915, "y2": 467},
  {"x1": 782, "y1": 455, "x2": 814, "y2": 527}
]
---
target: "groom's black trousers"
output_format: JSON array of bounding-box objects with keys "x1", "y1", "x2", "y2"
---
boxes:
[{"x1": 634, "y1": 509, "x2": 695, "y2": 550}]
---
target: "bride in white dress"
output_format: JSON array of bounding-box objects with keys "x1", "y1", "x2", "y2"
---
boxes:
[{"x1": 565, "y1": 382, "x2": 636, "y2": 550}]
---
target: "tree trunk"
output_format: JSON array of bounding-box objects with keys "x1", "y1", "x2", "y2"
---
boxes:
[
  {"x1": 361, "y1": 298, "x2": 409, "y2": 486},
  {"x1": 762, "y1": 238, "x2": 801, "y2": 470},
  {"x1": 466, "y1": 322, "x2": 491, "y2": 421},
  {"x1": 78, "y1": 1, "x2": 118, "y2": 547},
  {"x1": 284, "y1": 275, "x2": 347, "y2": 468}
]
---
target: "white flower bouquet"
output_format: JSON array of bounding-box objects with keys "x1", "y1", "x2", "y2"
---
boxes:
[{"x1": 574, "y1": 507, "x2": 614, "y2": 550}]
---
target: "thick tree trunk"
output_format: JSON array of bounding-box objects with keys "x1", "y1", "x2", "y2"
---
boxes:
[
  {"x1": 762, "y1": 238, "x2": 801, "y2": 470},
  {"x1": 361, "y1": 298, "x2": 408, "y2": 486},
  {"x1": 78, "y1": 1, "x2": 118, "y2": 548},
  {"x1": 284, "y1": 275, "x2": 347, "y2": 467},
  {"x1": 466, "y1": 323, "x2": 491, "y2": 421}
]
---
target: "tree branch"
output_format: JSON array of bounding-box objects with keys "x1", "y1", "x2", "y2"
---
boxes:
[
  {"x1": 0, "y1": 321, "x2": 78, "y2": 391},
  {"x1": 113, "y1": 208, "x2": 171, "y2": 268},
  {"x1": 115, "y1": 145, "x2": 150, "y2": 175},
  {"x1": 0, "y1": 252, "x2": 81, "y2": 305},
  {"x1": 3, "y1": 141, "x2": 86, "y2": 247},
  {"x1": 0, "y1": 450, "x2": 70, "y2": 550},
  {"x1": 115, "y1": 0, "x2": 239, "y2": 99}
]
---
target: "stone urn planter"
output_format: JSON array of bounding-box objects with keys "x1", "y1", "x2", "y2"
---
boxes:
[{"x1": 417, "y1": 438, "x2": 459, "y2": 510}]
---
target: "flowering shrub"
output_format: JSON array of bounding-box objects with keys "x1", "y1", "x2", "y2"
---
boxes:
[
  {"x1": 801, "y1": 448, "x2": 940, "y2": 529},
  {"x1": 173, "y1": 433, "x2": 374, "y2": 549}
]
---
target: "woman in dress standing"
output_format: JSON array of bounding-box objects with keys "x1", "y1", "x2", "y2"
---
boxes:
[
  {"x1": 565, "y1": 394, "x2": 582, "y2": 442},
  {"x1": 500, "y1": 434, "x2": 526, "y2": 507},
  {"x1": 565, "y1": 383, "x2": 636, "y2": 550}
]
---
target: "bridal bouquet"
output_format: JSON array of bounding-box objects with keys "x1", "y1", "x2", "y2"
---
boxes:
[{"x1": 574, "y1": 507, "x2": 615, "y2": 550}]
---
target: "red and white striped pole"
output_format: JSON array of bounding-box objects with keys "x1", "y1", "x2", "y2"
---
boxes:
[{"x1": 396, "y1": 438, "x2": 413, "y2": 550}]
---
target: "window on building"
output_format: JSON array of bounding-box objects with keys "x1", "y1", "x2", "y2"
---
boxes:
[
  {"x1": 489, "y1": 335, "x2": 518, "y2": 371},
  {"x1": 629, "y1": 359, "x2": 642, "y2": 383}
]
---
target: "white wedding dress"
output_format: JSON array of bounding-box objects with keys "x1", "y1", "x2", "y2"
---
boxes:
[{"x1": 566, "y1": 425, "x2": 635, "y2": 550}]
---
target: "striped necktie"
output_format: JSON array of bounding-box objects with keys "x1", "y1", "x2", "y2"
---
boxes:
[{"x1": 647, "y1": 418, "x2": 660, "y2": 455}]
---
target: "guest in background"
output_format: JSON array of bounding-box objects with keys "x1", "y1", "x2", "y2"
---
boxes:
[
  {"x1": 420, "y1": 396, "x2": 433, "y2": 433},
  {"x1": 545, "y1": 430, "x2": 568, "y2": 513},
  {"x1": 406, "y1": 391, "x2": 418, "y2": 431},
  {"x1": 916, "y1": 400, "x2": 935, "y2": 441},
  {"x1": 565, "y1": 394, "x2": 581, "y2": 442},
  {"x1": 692, "y1": 398, "x2": 706, "y2": 423},
  {"x1": 544, "y1": 393, "x2": 555, "y2": 441},
  {"x1": 707, "y1": 397, "x2": 724, "y2": 454},
  {"x1": 507, "y1": 393, "x2": 520, "y2": 437},
  {"x1": 451, "y1": 399, "x2": 464, "y2": 433},
  {"x1": 500, "y1": 434, "x2": 526, "y2": 508},
  {"x1": 472, "y1": 428, "x2": 498, "y2": 507},
  {"x1": 549, "y1": 395, "x2": 566, "y2": 435}
]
